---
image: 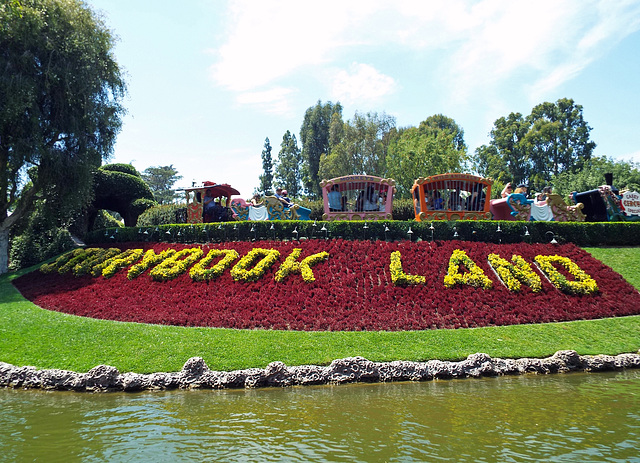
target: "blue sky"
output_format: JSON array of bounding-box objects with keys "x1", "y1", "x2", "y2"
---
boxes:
[{"x1": 88, "y1": 0, "x2": 640, "y2": 199}]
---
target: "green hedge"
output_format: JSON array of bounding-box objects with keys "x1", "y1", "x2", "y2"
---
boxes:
[{"x1": 85, "y1": 220, "x2": 640, "y2": 247}]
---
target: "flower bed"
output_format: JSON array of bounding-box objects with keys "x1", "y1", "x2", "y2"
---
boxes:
[{"x1": 13, "y1": 240, "x2": 640, "y2": 331}]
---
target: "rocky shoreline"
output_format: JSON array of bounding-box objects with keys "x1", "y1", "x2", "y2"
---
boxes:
[{"x1": 2, "y1": 350, "x2": 640, "y2": 392}]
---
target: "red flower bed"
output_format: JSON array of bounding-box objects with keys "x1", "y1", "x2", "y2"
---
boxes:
[{"x1": 12, "y1": 240, "x2": 640, "y2": 331}]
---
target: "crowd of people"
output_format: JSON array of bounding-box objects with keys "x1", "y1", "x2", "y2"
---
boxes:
[
  {"x1": 203, "y1": 179, "x2": 555, "y2": 223},
  {"x1": 327, "y1": 184, "x2": 386, "y2": 212},
  {"x1": 501, "y1": 182, "x2": 554, "y2": 203},
  {"x1": 414, "y1": 184, "x2": 486, "y2": 212}
]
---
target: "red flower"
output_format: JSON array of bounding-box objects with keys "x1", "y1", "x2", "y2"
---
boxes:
[{"x1": 12, "y1": 240, "x2": 640, "y2": 331}]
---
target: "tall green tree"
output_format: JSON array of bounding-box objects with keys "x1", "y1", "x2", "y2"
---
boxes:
[
  {"x1": 0, "y1": 0, "x2": 126, "y2": 273},
  {"x1": 419, "y1": 114, "x2": 467, "y2": 152},
  {"x1": 141, "y1": 165, "x2": 182, "y2": 205},
  {"x1": 524, "y1": 98, "x2": 596, "y2": 186},
  {"x1": 473, "y1": 112, "x2": 530, "y2": 185},
  {"x1": 386, "y1": 119, "x2": 467, "y2": 198},
  {"x1": 274, "y1": 130, "x2": 302, "y2": 197},
  {"x1": 259, "y1": 137, "x2": 273, "y2": 194},
  {"x1": 300, "y1": 100, "x2": 343, "y2": 198},
  {"x1": 474, "y1": 98, "x2": 596, "y2": 192},
  {"x1": 318, "y1": 111, "x2": 396, "y2": 180}
]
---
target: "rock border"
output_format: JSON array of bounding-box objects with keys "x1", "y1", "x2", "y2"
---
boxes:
[{"x1": 2, "y1": 350, "x2": 640, "y2": 392}]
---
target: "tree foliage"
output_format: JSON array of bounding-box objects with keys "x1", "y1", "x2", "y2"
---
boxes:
[
  {"x1": 474, "y1": 98, "x2": 596, "y2": 191},
  {"x1": 418, "y1": 114, "x2": 467, "y2": 152},
  {"x1": 525, "y1": 98, "x2": 595, "y2": 184},
  {"x1": 0, "y1": 0, "x2": 126, "y2": 273},
  {"x1": 386, "y1": 115, "x2": 468, "y2": 198},
  {"x1": 318, "y1": 111, "x2": 396, "y2": 180},
  {"x1": 274, "y1": 130, "x2": 302, "y2": 197},
  {"x1": 141, "y1": 164, "x2": 182, "y2": 205},
  {"x1": 259, "y1": 137, "x2": 273, "y2": 194},
  {"x1": 300, "y1": 100, "x2": 343, "y2": 198},
  {"x1": 552, "y1": 156, "x2": 640, "y2": 198},
  {"x1": 473, "y1": 112, "x2": 529, "y2": 185}
]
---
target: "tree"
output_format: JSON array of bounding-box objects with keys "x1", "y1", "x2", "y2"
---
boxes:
[
  {"x1": 474, "y1": 98, "x2": 596, "y2": 192},
  {"x1": 524, "y1": 98, "x2": 596, "y2": 186},
  {"x1": 300, "y1": 100, "x2": 343, "y2": 198},
  {"x1": 274, "y1": 131, "x2": 303, "y2": 197},
  {"x1": 473, "y1": 112, "x2": 530, "y2": 186},
  {"x1": 318, "y1": 111, "x2": 396, "y2": 180},
  {"x1": 0, "y1": 0, "x2": 126, "y2": 273},
  {"x1": 259, "y1": 137, "x2": 273, "y2": 194},
  {"x1": 386, "y1": 122, "x2": 467, "y2": 198},
  {"x1": 418, "y1": 114, "x2": 467, "y2": 152},
  {"x1": 552, "y1": 156, "x2": 640, "y2": 198},
  {"x1": 141, "y1": 165, "x2": 182, "y2": 205}
]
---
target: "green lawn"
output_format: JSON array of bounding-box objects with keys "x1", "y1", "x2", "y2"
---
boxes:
[{"x1": 1, "y1": 247, "x2": 639, "y2": 374}]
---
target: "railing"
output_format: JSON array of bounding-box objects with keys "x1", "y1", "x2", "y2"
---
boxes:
[
  {"x1": 411, "y1": 173, "x2": 493, "y2": 221},
  {"x1": 320, "y1": 175, "x2": 396, "y2": 221}
]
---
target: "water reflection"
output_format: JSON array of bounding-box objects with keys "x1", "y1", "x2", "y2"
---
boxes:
[{"x1": 1, "y1": 370, "x2": 639, "y2": 462}]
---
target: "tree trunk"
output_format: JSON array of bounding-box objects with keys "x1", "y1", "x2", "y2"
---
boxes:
[{"x1": 0, "y1": 227, "x2": 9, "y2": 275}]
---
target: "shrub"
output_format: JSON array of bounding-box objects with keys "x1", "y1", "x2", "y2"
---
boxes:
[
  {"x1": 10, "y1": 225, "x2": 76, "y2": 271},
  {"x1": 392, "y1": 198, "x2": 416, "y2": 221},
  {"x1": 91, "y1": 210, "x2": 123, "y2": 231},
  {"x1": 136, "y1": 204, "x2": 188, "y2": 226}
]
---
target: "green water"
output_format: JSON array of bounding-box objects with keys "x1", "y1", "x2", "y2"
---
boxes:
[{"x1": 1, "y1": 370, "x2": 639, "y2": 462}]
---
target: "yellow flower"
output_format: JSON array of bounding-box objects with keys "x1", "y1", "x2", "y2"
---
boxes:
[
  {"x1": 127, "y1": 249, "x2": 176, "y2": 280},
  {"x1": 389, "y1": 251, "x2": 426, "y2": 285},
  {"x1": 230, "y1": 248, "x2": 281, "y2": 283},
  {"x1": 444, "y1": 249, "x2": 492, "y2": 289},
  {"x1": 150, "y1": 248, "x2": 204, "y2": 282},
  {"x1": 189, "y1": 249, "x2": 239, "y2": 282},
  {"x1": 534, "y1": 255, "x2": 598, "y2": 295},
  {"x1": 488, "y1": 253, "x2": 541, "y2": 292},
  {"x1": 275, "y1": 248, "x2": 329, "y2": 283},
  {"x1": 100, "y1": 249, "x2": 144, "y2": 278}
]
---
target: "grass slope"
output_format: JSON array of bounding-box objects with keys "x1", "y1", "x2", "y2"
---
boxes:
[{"x1": 1, "y1": 248, "x2": 639, "y2": 374}]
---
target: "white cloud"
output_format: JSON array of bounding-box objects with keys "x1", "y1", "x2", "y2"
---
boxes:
[
  {"x1": 330, "y1": 63, "x2": 397, "y2": 105},
  {"x1": 526, "y1": 0, "x2": 640, "y2": 102},
  {"x1": 236, "y1": 87, "x2": 297, "y2": 116},
  {"x1": 209, "y1": 0, "x2": 375, "y2": 92},
  {"x1": 209, "y1": 0, "x2": 640, "y2": 115}
]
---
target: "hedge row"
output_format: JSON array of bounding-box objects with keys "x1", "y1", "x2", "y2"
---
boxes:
[{"x1": 85, "y1": 220, "x2": 640, "y2": 247}]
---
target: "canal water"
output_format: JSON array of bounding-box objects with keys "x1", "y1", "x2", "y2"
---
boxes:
[{"x1": 1, "y1": 370, "x2": 639, "y2": 462}]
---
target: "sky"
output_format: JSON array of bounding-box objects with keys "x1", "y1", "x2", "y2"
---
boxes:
[{"x1": 87, "y1": 0, "x2": 640, "y2": 199}]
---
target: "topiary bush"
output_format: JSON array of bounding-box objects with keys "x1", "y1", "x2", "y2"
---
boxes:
[
  {"x1": 91, "y1": 164, "x2": 157, "y2": 227},
  {"x1": 391, "y1": 198, "x2": 416, "y2": 221},
  {"x1": 99, "y1": 163, "x2": 142, "y2": 177}
]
